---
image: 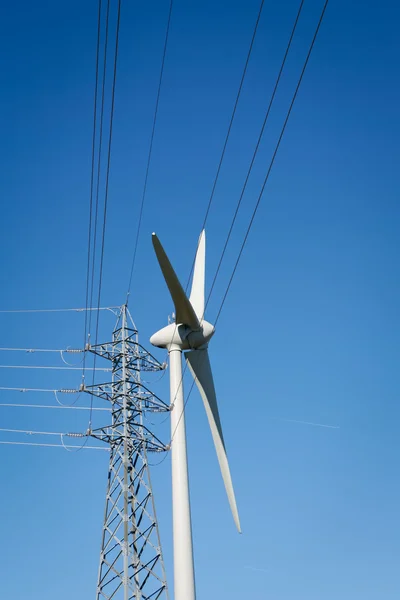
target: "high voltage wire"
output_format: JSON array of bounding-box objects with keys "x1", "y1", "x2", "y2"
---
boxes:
[
  {"x1": 88, "y1": 0, "x2": 112, "y2": 344},
  {"x1": 0, "y1": 386, "x2": 76, "y2": 392},
  {"x1": 90, "y1": 0, "x2": 122, "y2": 428},
  {"x1": 180, "y1": 0, "x2": 266, "y2": 302},
  {"x1": 0, "y1": 386, "x2": 108, "y2": 398},
  {"x1": 0, "y1": 429, "x2": 98, "y2": 454},
  {"x1": 125, "y1": 0, "x2": 266, "y2": 391},
  {"x1": 0, "y1": 307, "x2": 117, "y2": 313},
  {"x1": 200, "y1": 0, "x2": 266, "y2": 231},
  {"x1": 0, "y1": 365, "x2": 111, "y2": 372},
  {"x1": 93, "y1": 0, "x2": 121, "y2": 328},
  {"x1": 0, "y1": 441, "x2": 108, "y2": 451},
  {"x1": 0, "y1": 347, "x2": 82, "y2": 353},
  {"x1": 0, "y1": 428, "x2": 75, "y2": 436},
  {"x1": 83, "y1": 0, "x2": 104, "y2": 377},
  {"x1": 215, "y1": 0, "x2": 329, "y2": 325},
  {"x1": 0, "y1": 403, "x2": 110, "y2": 412},
  {"x1": 126, "y1": 0, "x2": 174, "y2": 300},
  {"x1": 166, "y1": 0, "x2": 305, "y2": 434},
  {"x1": 205, "y1": 0, "x2": 305, "y2": 320},
  {"x1": 159, "y1": 0, "x2": 268, "y2": 410},
  {"x1": 169, "y1": 0, "x2": 330, "y2": 446}
]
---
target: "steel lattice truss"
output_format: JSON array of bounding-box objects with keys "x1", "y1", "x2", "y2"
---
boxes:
[{"x1": 85, "y1": 307, "x2": 170, "y2": 600}]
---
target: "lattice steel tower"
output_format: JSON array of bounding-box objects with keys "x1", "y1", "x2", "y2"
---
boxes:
[{"x1": 85, "y1": 305, "x2": 170, "y2": 600}]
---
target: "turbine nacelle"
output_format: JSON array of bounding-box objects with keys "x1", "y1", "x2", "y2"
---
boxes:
[{"x1": 150, "y1": 320, "x2": 215, "y2": 350}]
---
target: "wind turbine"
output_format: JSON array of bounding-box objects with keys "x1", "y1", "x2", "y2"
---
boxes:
[{"x1": 150, "y1": 230, "x2": 240, "y2": 600}]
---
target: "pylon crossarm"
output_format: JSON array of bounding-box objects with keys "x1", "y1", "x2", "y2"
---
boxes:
[
  {"x1": 135, "y1": 382, "x2": 169, "y2": 411},
  {"x1": 88, "y1": 336, "x2": 165, "y2": 374},
  {"x1": 84, "y1": 382, "x2": 113, "y2": 400},
  {"x1": 89, "y1": 426, "x2": 167, "y2": 453},
  {"x1": 135, "y1": 343, "x2": 166, "y2": 372},
  {"x1": 85, "y1": 381, "x2": 169, "y2": 413}
]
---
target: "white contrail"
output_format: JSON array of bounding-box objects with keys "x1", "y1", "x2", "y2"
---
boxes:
[
  {"x1": 271, "y1": 417, "x2": 339, "y2": 429},
  {"x1": 244, "y1": 565, "x2": 269, "y2": 574}
]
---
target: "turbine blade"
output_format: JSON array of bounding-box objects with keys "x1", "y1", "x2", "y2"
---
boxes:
[
  {"x1": 189, "y1": 230, "x2": 205, "y2": 320},
  {"x1": 152, "y1": 233, "x2": 200, "y2": 330},
  {"x1": 185, "y1": 348, "x2": 241, "y2": 532}
]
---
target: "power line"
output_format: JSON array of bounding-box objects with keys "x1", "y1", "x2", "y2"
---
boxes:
[
  {"x1": 204, "y1": 0, "x2": 305, "y2": 320},
  {"x1": 0, "y1": 347, "x2": 82, "y2": 353},
  {"x1": 0, "y1": 365, "x2": 111, "y2": 371},
  {"x1": 88, "y1": 0, "x2": 112, "y2": 343},
  {"x1": 92, "y1": 0, "x2": 121, "y2": 336},
  {"x1": 90, "y1": 0, "x2": 122, "y2": 428},
  {"x1": 83, "y1": 0, "x2": 104, "y2": 377},
  {"x1": 172, "y1": 0, "x2": 304, "y2": 424},
  {"x1": 126, "y1": 0, "x2": 174, "y2": 300},
  {"x1": 0, "y1": 386, "x2": 111, "y2": 396},
  {"x1": 215, "y1": 0, "x2": 329, "y2": 325},
  {"x1": 0, "y1": 427, "x2": 73, "y2": 436},
  {"x1": 200, "y1": 0, "x2": 266, "y2": 231},
  {"x1": 93, "y1": 0, "x2": 121, "y2": 327},
  {"x1": 0, "y1": 386, "x2": 76, "y2": 392},
  {"x1": 0, "y1": 428, "x2": 106, "y2": 456},
  {"x1": 0, "y1": 440, "x2": 108, "y2": 451},
  {"x1": 0, "y1": 386, "x2": 88, "y2": 409},
  {"x1": 176, "y1": 0, "x2": 267, "y2": 304},
  {"x1": 170, "y1": 0, "x2": 329, "y2": 445},
  {"x1": 158, "y1": 0, "x2": 267, "y2": 409},
  {"x1": 0, "y1": 307, "x2": 118, "y2": 314},
  {"x1": 0, "y1": 348, "x2": 84, "y2": 368},
  {"x1": 0, "y1": 403, "x2": 110, "y2": 412}
]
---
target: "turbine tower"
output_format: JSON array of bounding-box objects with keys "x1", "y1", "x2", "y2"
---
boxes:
[
  {"x1": 150, "y1": 230, "x2": 241, "y2": 600},
  {"x1": 85, "y1": 305, "x2": 170, "y2": 600}
]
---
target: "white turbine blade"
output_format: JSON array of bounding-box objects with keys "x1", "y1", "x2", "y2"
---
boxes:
[
  {"x1": 185, "y1": 348, "x2": 241, "y2": 532},
  {"x1": 189, "y1": 230, "x2": 205, "y2": 320},
  {"x1": 152, "y1": 233, "x2": 200, "y2": 330}
]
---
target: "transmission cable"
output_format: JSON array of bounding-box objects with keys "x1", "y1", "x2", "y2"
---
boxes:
[
  {"x1": 179, "y1": 0, "x2": 266, "y2": 303},
  {"x1": 0, "y1": 306, "x2": 118, "y2": 314},
  {"x1": 166, "y1": 0, "x2": 305, "y2": 436},
  {"x1": 0, "y1": 427, "x2": 73, "y2": 436},
  {"x1": 0, "y1": 403, "x2": 110, "y2": 412},
  {"x1": 159, "y1": 0, "x2": 268, "y2": 400},
  {"x1": 0, "y1": 365, "x2": 111, "y2": 371},
  {"x1": 126, "y1": 0, "x2": 174, "y2": 301},
  {"x1": 169, "y1": 0, "x2": 329, "y2": 447},
  {"x1": 0, "y1": 347, "x2": 82, "y2": 353},
  {"x1": 83, "y1": 0, "x2": 104, "y2": 377},
  {"x1": 0, "y1": 429, "x2": 94, "y2": 453},
  {"x1": 90, "y1": 0, "x2": 122, "y2": 428},
  {"x1": 0, "y1": 440, "x2": 108, "y2": 451},
  {"x1": 215, "y1": 0, "x2": 329, "y2": 326},
  {"x1": 87, "y1": 0, "x2": 112, "y2": 345},
  {"x1": 203, "y1": 0, "x2": 305, "y2": 321},
  {"x1": 200, "y1": 0, "x2": 266, "y2": 231}
]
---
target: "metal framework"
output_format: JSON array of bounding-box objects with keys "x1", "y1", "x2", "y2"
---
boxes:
[{"x1": 85, "y1": 305, "x2": 170, "y2": 600}]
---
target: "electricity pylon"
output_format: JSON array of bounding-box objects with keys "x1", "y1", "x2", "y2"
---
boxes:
[{"x1": 85, "y1": 305, "x2": 170, "y2": 600}]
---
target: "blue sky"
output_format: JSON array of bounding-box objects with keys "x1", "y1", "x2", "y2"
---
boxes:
[{"x1": 0, "y1": 0, "x2": 399, "y2": 598}]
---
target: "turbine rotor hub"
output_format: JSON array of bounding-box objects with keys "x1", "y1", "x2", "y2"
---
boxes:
[{"x1": 150, "y1": 320, "x2": 215, "y2": 351}]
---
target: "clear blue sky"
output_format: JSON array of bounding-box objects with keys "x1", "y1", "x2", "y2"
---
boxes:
[{"x1": 0, "y1": 0, "x2": 399, "y2": 598}]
